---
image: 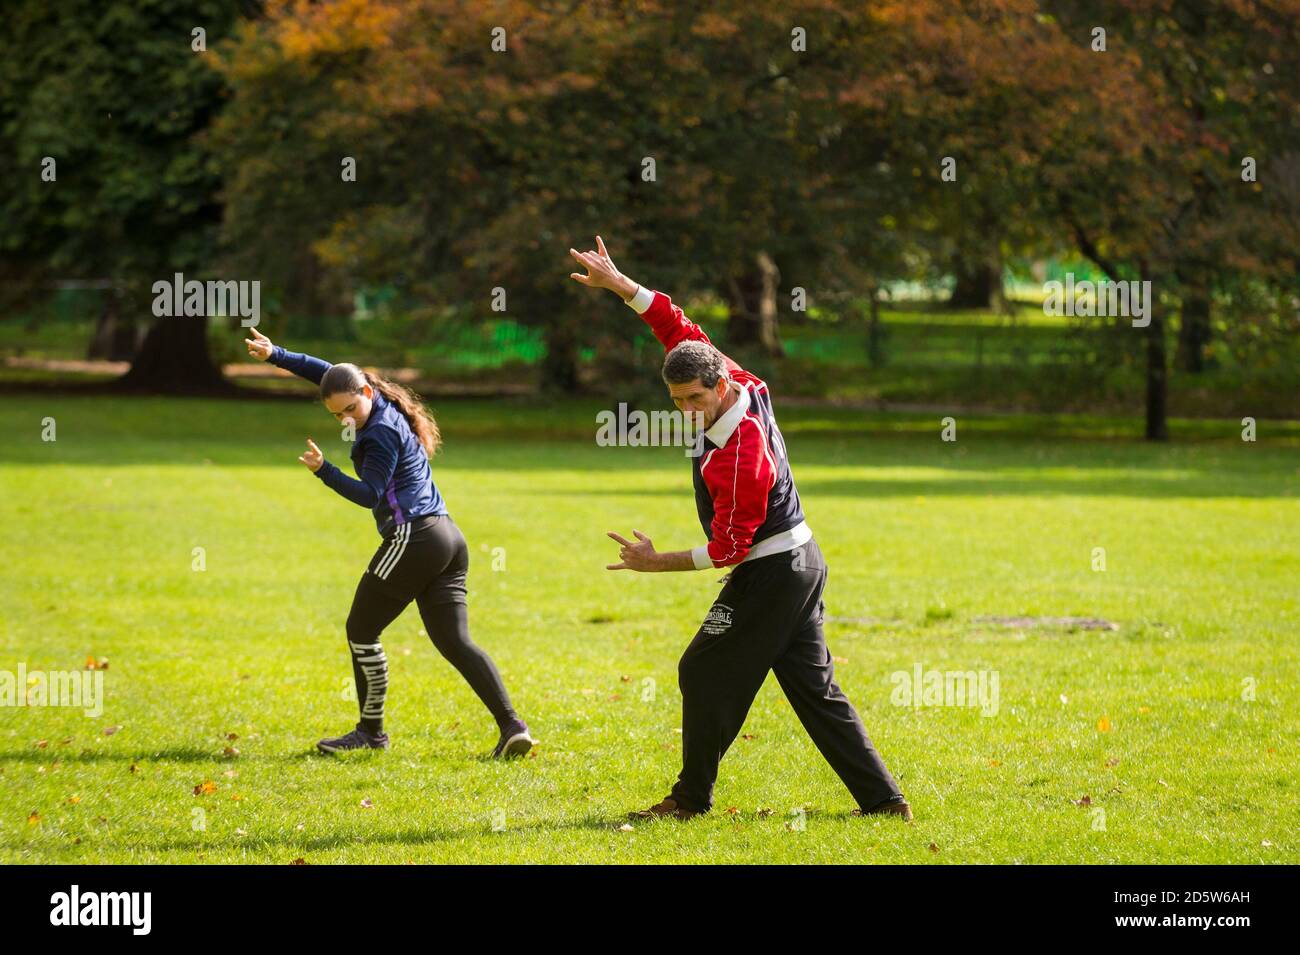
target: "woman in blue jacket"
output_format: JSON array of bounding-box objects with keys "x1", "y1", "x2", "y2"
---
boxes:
[{"x1": 246, "y1": 327, "x2": 533, "y2": 758}]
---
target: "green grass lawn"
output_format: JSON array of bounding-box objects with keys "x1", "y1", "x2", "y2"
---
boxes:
[{"x1": 1, "y1": 396, "x2": 1297, "y2": 863}]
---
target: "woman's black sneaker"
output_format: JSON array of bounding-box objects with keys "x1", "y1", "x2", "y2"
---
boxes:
[{"x1": 317, "y1": 723, "x2": 390, "y2": 754}]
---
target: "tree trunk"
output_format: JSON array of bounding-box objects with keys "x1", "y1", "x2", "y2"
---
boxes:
[
  {"x1": 116, "y1": 315, "x2": 232, "y2": 393},
  {"x1": 1143, "y1": 264, "x2": 1169, "y2": 441},
  {"x1": 866, "y1": 283, "x2": 885, "y2": 368},
  {"x1": 948, "y1": 253, "x2": 1004, "y2": 311},
  {"x1": 86, "y1": 289, "x2": 140, "y2": 362},
  {"x1": 724, "y1": 252, "x2": 784, "y2": 357},
  {"x1": 541, "y1": 319, "x2": 581, "y2": 394},
  {"x1": 1175, "y1": 278, "x2": 1212, "y2": 373}
]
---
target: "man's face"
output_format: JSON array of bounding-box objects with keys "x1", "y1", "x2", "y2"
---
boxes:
[{"x1": 667, "y1": 376, "x2": 730, "y2": 430}]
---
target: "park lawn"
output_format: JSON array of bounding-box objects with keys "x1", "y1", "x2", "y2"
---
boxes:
[{"x1": 0, "y1": 395, "x2": 1296, "y2": 864}]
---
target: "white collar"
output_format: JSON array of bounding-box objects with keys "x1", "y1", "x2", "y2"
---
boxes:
[{"x1": 704, "y1": 380, "x2": 750, "y2": 447}]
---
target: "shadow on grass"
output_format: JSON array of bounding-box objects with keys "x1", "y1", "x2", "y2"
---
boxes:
[
  {"x1": 0, "y1": 745, "x2": 224, "y2": 764},
  {"x1": 11, "y1": 814, "x2": 635, "y2": 857},
  {"x1": 3, "y1": 393, "x2": 1296, "y2": 470},
  {"x1": 1, "y1": 805, "x2": 916, "y2": 857},
  {"x1": 537, "y1": 467, "x2": 1298, "y2": 499}
]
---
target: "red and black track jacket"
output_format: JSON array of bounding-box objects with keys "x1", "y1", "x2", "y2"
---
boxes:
[{"x1": 627, "y1": 285, "x2": 812, "y2": 570}]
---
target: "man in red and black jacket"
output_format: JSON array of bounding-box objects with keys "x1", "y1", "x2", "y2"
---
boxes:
[{"x1": 571, "y1": 237, "x2": 912, "y2": 822}]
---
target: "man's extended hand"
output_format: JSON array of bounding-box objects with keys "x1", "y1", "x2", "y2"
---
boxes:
[
  {"x1": 606, "y1": 530, "x2": 699, "y2": 573},
  {"x1": 606, "y1": 530, "x2": 658, "y2": 571},
  {"x1": 569, "y1": 236, "x2": 638, "y2": 301}
]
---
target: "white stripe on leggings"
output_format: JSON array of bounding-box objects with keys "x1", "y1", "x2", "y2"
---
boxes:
[
  {"x1": 372, "y1": 524, "x2": 404, "y2": 578},
  {"x1": 375, "y1": 523, "x2": 410, "y2": 579}
]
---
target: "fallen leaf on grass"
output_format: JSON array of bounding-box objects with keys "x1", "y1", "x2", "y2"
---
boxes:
[
  {"x1": 617, "y1": 823, "x2": 634, "y2": 832},
  {"x1": 360, "y1": 798, "x2": 374, "y2": 809},
  {"x1": 27, "y1": 812, "x2": 40, "y2": 826},
  {"x1": 193, "y1": 781, "x2": 217, "y2": 796},
  {"x1": 102, "y1": 725, "x2": 121, "y2": 737},
  {"x1": 290, "y1": 858, "x2": 308, "y2": 865},
  {"x1": 928, "y1": 842, "x2": 940, "y2": 853},
  {"x1": 1096, "y1": 716, "x2": 1111, "y2": 733},
  {"x1": 66, "y1": 796, "x2": 80, "y2": 805},
  {"x1": 1074, "y1": 795, "x2": 1092, "y2": 807}
]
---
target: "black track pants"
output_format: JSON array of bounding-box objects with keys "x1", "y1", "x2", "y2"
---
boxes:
[
  {"x1": 343, "y1": 514, "x2": 518, "y2": 735},
  {"x1": 669, "y1": 537, "x2": 904, "y2": 812}
]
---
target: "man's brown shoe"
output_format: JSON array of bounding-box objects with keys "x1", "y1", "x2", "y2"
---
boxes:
[
  {"x1": 852, "y1": 799, "x2": 913, "y2": 822},
  {"x1": 628, "y1": 797, "x2": 702, "y2": 821}
]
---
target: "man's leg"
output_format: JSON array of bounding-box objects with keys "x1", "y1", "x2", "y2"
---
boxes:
[
  {"x1": 771, "y1": 543, "x2": 905, "y2": 811},
  {"x1": 669, "y1": 561, "x2": 813, "y2": 813}
]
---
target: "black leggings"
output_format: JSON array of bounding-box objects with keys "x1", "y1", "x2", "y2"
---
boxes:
[{"x1": 344, "y1": 514, "x2": 518, "y2": 735}]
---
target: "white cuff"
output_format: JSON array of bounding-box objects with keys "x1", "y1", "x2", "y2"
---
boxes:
[
  {"x1": 691, "y1": 545, "x2": 714, "y2": 571},
  {"x1": 625, "y1": 284, "x2": 655, "y2": 314}
]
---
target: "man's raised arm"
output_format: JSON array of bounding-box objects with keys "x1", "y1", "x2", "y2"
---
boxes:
[{"x1": 568, "y1": 236, "x2": 736, "y2": 368}]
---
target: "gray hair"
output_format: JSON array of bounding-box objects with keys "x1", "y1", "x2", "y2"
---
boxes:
[{"x1": 662, "y1": 340, "x2": 728, "y2": 388}]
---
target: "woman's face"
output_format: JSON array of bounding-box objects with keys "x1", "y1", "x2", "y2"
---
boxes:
[{"x1": 323, "y1": 384, "x2": 374, "y2": 430}]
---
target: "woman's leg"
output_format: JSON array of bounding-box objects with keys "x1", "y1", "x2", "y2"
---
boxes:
[
  {"x1": 415, "y1": 597, "x2": 519, "y2": 731},
  {"x1": 414, "y1": 520, "x2": 519, "y2": 731},
  {"x1": 344, "y1": 570, "x2": 410, "y2": 736}
]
